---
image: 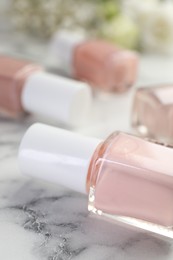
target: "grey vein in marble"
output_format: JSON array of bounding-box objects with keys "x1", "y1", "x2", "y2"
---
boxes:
[{"x1": 0, "y1": 173, "x2": 173, "y2": 260}]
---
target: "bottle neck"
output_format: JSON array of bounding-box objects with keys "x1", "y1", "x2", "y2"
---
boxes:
[{"x1": 86, "y1": 141, "x2": 106, "y2": 194}]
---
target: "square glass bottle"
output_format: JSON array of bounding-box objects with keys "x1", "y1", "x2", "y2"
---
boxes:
[
  {"x1": 19, "y1": 124, "x2": 173, "y2": 240},
  {"x1": 132, "y1": 85, "x2": 173, "y2": 144}
]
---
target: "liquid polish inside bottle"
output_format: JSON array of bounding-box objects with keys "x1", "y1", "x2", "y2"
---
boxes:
[
  {"x1": 0, "y1": 55, "x2": 41, "y2": 117},
  {"x1": 19, "y1": 123, "x2": 173, "y2": 239},
  {"x1": 87, "y1": 132, "x2": 173, "y2": 239},
  {"x1": 73, "y1": 40, "x2": 138, "y2": 92},
  {"x1": 132, "y1": 85, "x2": 173, "y2": 144}
]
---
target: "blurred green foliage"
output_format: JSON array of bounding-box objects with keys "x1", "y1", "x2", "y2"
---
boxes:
[{"x1": 11, "y1": 0, "x2": 139, "y2": 50}]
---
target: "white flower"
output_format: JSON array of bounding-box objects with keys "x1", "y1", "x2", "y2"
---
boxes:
[
  {"x1": 141, "y1": 2, "x2": 173, "y2": 54},
  {"x1": 122, "y1": 0, "x2": 159, "y2": 20},
  {"x1": 123, "y1": 0, "x2": 173, "y2": 54}
]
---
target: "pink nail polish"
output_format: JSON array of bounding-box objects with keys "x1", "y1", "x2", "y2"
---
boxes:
[
  {"x1": 51, "y1": 31, "x2": 139, "y2": 92},
  {"x1": 19, "y1": 123, "x2": 173, "y2": 239},
  {"x1": 132, "y1": 85, "x2": 173, "y2": 143},
  {"x1": 0, "y1": 55, "x2": 41, "y2": 117},
  {"x1": 0, "y1": 55, "x2": 91, "y2": 126}
]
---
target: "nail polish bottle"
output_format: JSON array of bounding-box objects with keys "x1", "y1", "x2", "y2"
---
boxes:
[
  {"x1": 0, "y1": 55, "x2": 91, "y2": 126},
  {"x1": 132, "y1": 85, "x2": 173, "y2": 143},
  {"x1": 19, "y1": 123, "x2": 173, "y2": 239},
  {"x1": 51, "y1": 31, "x2": 139, "y2": 93}
]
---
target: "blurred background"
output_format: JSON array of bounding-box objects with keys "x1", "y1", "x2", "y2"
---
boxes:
[
  {"x1": 1, "y1": 0, "x2": 173, "y2": 138},
  {"x1": 1, "y1": 0, "x2": 173, "y2": 54}
]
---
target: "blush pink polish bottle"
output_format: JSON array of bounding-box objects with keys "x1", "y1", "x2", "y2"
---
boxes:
[
  {"x1": 19, "y1": 123, "x2": 173, "y2": 239},
  {"x1": 0, "y1": 55, "x2": 92, "y2": 126},
  {"x1": 132, "y1": 85, "x2": 173, "y2": 144},
  {"x1": 51, "y1": 31, "x2": 139, "y2": 93}
]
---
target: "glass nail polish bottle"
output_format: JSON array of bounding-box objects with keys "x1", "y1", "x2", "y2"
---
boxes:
[
  {"x1": 51, "y1": 31, "x2": 139, "y2": 92},
  {"x1": 132, "y1": 85, "x2": 173, "y2": 144},
  {"x1": 19, "y1": 123, "x2": 173, "y2": 239},
  {"x1": 0, "y1": 55, "x2": 91, "y2": 126}
]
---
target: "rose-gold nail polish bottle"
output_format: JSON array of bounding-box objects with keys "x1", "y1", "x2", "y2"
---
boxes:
[
  {"x1": 132, "y1": 85, "x2": 173, "y2": 143},
  {"x1": 51, "y1": 31, "x2": 139, "y2": 92},
  {"x1": 0, "y1": 55, "x2": 92, "y2": 126},
  {"x1": 19, "y1": 123, "x2": 173, "y2": 239}
]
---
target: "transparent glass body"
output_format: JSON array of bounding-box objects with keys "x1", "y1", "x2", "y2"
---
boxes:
[
  {"x1": 73, "y1": 40, "x2": 138, "y2": 92},
  {"x1": 132, "y1": 85, "x2": 173, "y2": 144},
  {"x1": 0, "y1": 56, "x2": 42, "y2": 117},
  {"x1": 87, "y1": 132, "x2": 173, "y2": 239}
]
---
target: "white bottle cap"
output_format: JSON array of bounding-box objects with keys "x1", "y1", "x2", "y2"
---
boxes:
[
  {"x1": 21, "y1": 71, "x2": 92, "y2": 127},
  {"x1": 18, "y1": 123, "x2": 102, "y2": 194},
  {"x1": 50, "y1": 30, "x2": 86, "y2": 75}
]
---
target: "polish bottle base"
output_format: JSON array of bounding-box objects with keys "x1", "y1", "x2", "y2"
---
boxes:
[{"x1": 88, "y1": 186, "x2": 173, "y2": 240}]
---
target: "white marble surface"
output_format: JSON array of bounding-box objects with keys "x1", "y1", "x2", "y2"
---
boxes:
[{"x1": 1, "y1": 27, "x2": 173, "y2": 259}]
